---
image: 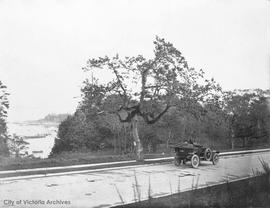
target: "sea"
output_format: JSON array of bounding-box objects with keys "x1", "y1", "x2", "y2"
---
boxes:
[{"x1": 7, "y1": 122, "x2": 58, "y2": 158}]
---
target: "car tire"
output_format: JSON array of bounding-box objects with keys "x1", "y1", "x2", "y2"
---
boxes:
[
  {"x1": 212, "y1": 153, "x2": 219, "y2": 165},
  {"x1": 204, "y1": 148, "x2": 212, "y2": 161},
  {"x1": 191, "y1": 154, "x2": 200, "y2": 168}
]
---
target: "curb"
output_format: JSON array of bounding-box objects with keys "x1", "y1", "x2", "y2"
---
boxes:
[
  {"x1": 0, "y1": 148, "x2": 270, "y2": 180},
  {"x1": 219, "y1": 148, "x2": 270, "y2": 156},
  {"x1": 0, "y1": 157, "x2": 173, "y2": 179}
]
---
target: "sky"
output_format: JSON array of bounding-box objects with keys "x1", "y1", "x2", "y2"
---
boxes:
[{"x1": 0, "y1": 0, "x2": 270, "y2": 122}]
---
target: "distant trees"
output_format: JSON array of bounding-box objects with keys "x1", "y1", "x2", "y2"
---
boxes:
[
  {"x1": 0, "y1": 81, "x2": 9, "y2": 156},
  {"x1": 224, "y1": 89, "x2": 270, "y2": 148},
  {"x1": 40, "y1": 113, "x2": 69, "y2": 123}
]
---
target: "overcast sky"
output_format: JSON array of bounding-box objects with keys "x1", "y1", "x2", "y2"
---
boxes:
[{"x1": 0, "y1": 0, "x2": 270, "y2": 122}]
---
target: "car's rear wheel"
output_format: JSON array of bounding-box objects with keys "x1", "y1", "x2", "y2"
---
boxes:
[
  {"x1": 204, "y1": 148, "x2": 212, "y2": 161},
  {"x1": 212, "y1": 153, "x2": 219, "y2": 165},
  {"x1": 191, "y1": 154, "x2": 200, "y2": 168}
]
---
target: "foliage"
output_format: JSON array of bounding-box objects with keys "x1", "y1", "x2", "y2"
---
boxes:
[
  {"x1": 8, "y1": 134, "x2": 29, "y2": 157},
  {"x1": 223, "y1": 89, "x2": 270, "y2": 147},
  {"x1": 51, "y1": 88, "x2": 270, "y2": 156},
  {"x1": 82, "y1": 37, "x2": 221, "y2": 120},
  {"x1": 51, "y1": 112, "x2": 114, "y2": 154},
  {"x1": 0, "y1": 81, "x2": 9, "y2": 156}
]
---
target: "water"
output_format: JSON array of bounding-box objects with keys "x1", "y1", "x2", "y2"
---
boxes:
[{"x1": 8, "y1": 122, "x2": 58, "y2": 158}]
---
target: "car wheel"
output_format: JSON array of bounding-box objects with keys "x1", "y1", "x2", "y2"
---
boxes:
[
  {"x1": 191, "y1": 154, "x2": 200, "y2": 168},
  {"x1": 204, "y1": 148, "x2": 212, "y2": 161},
  {"x1": 212, "y1": 153, "x2": 219, "y2": 165}
]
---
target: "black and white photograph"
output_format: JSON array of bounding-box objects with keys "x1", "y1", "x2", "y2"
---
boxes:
[{"x1": 0, "y1": 0, "x2": 270, "y2": 207}]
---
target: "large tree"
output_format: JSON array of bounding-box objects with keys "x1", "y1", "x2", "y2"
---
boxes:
[
  {"x1": 82, "y1": 37, "x2": 221, "y2": 160},
  {"x1": 0, "y1": 81, "x2": 9, "y2": 156}
]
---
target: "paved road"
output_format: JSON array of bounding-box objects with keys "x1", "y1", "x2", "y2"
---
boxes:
[{"x1": 0, "y1": 152, "x2": 270, "y2": 208}]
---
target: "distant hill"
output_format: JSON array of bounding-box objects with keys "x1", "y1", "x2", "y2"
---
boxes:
[
  {"x1": 20, "y1": 113, "x2": 70, "y2": 125},
  {"x1": 38, "y1": 113, "x2": 70, "y2": 123}
]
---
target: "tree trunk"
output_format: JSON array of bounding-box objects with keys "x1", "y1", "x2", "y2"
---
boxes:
[
  {"x1": 113, "y1": 134, "x2": 117, "y2": 153},
  {"x1": 147, "y1": 143, "x2": 151, "y2": 153},
  {"x1": 231, "y1": 137, "x2": 235, "y2": 150},
  {"x1": 112, "y1": 126, "x2": 117, "y2": 154},
  {"x1": 124, "y1": 125, "x2": 127, "y2": 154},
  {"x1": 167, "y1": 130, "x2": 172, "y2": 149},
  {"x1": 118, "y1": 131, "x2": 121, "y2": 154},
  {"x1": 230, "y1": 128, "x2": 235, "y2": 150},
  {"x1": 181, "y1": 117, "x2": 186, "y2": 140},
  {"x1": 131, "y1": 114, "x2": 143, "y2": 161}
]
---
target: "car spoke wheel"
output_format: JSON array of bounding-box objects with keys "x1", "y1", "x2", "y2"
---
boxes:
[
  {"x1": 204, "y1": 148, "x2": 212, "y2": 161},
  {"x1": 191, "y1": 154, "x2": 200, "y2": 168},
  {"x1": 212, "y1": 153, "x2": 219, "y2": 165}
]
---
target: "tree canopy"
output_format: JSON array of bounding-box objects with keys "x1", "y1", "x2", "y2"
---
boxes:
[
  {"x1": 0, "y1": 81, "x2": 9, "y2": 156},
  {"x1": 82, "y1": 37, "x2": 221, "y2": 119},
  {"x1": 223, "y1": 89, "x2": 270, "y2": 147},
  {"x1": 79, "y1": 37, "x2": 222, "y2": 160}
]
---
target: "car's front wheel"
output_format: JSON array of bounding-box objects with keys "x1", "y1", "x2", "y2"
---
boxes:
[{"x1": 191, "y1": 154, "x2": 200, "y2": 168}]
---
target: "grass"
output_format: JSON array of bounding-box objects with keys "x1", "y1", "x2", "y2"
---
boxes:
[
  {"x1": 259, "y1": 157, "x2": 270, "y2": 176},
  {"x1": 133, "y1": 170, "x2": 141, "y2": 202},
  {"x1": 114, "y1": 176, "x2": 270, "y2": 208},
  {"x1": 148, "y1": 175, "x2": 152, "y2": 201},
  {"x1": 114, "y1": 184, "x2": 125, "y2": 205},
  {"x1": 0, "y1": 151, "x2": 172, "y2": 171}
]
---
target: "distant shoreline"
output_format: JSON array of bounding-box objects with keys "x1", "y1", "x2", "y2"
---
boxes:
[
  {"x1": 10, "y1": 113, "x2": 69, "y2": 127},
  {"x1": 11, "y1": 121, "x2": 60, "y2": 127},
  {"x1": 23, "y1": 135, "x2": 50, "y2": 139}
]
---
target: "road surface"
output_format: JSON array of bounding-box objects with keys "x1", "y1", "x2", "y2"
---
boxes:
[{"x1": 0, "y1": 151, "x2": 270, "y2": 208}]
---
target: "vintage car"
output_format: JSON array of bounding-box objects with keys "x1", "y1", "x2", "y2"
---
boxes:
[{"x1": 170, "y1": 141, "x2": 219, "y2": 168}]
